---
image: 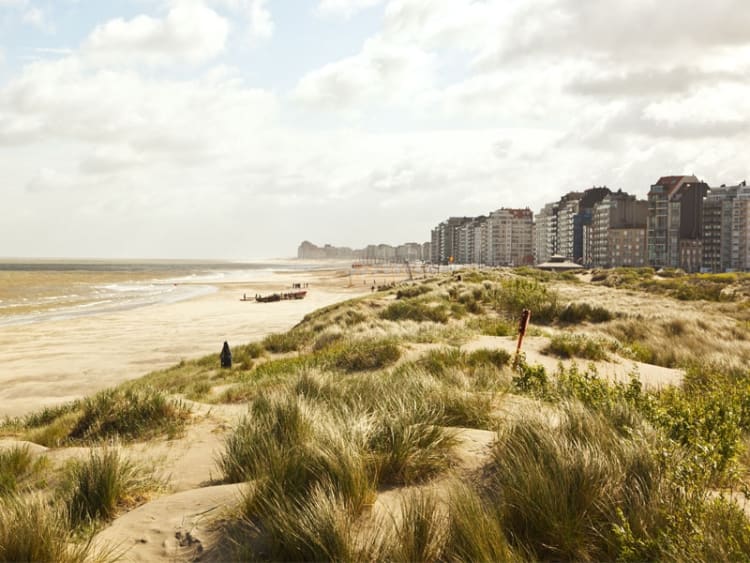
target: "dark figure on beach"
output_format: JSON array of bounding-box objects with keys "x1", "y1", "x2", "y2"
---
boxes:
[{"x1": 220, "y1": 341, "x2": 232, "y2": 368}]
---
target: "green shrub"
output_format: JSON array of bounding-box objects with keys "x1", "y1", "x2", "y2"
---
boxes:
[
  {"x1": 512, "y1": 356, "x2": 549, "y2": 397},
  {"x1": 497, "y1": 278, "x2": 559, "y2": 324}
]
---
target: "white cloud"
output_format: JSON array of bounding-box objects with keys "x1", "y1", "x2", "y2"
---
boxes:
[
  {"x1": 212, "y1": 0, "x2": 273, "y2": 40},
  {"x1": 23, "y1": 7, "x2": 52, "y2": 31},
  {"x1": 26, "y1": 167, "x2": 76, "y2": 194},
  {"x1": 293, "y1": 36, "x2": 435, "y2": 111},
  {"x1": 83, "y1": 1, "x2": 229, "y2": 66},
  {"x1": 317, "y1": 0, "x2": 384, "y2": 19},
  {"x1": 248, "y1": 0, "x2": 273, "y2": 39}
]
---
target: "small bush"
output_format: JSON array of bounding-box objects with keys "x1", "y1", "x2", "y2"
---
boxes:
[
  {"x1": 22, "y1": 402, "x2": 80, "y2": 429},
  {"x1": 312, "y1": 331, "x2": 344, "y2": 352},
  {"x1": 497, "y1": 278, "x2": 559, "y2": 324},
  {"x1": 25, "y1": 412, "x2": 80, "y2": 448}
]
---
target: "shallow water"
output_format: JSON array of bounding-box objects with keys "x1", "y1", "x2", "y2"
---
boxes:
[{"x1": 0, "y1": 260, "x2": 309, "y2": 326}]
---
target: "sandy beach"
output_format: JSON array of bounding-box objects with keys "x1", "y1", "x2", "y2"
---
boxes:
[{"x1": 0, "y1": 264, "x2": 401, "y2": 419}]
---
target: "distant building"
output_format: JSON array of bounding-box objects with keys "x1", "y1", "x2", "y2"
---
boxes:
[
  {"x1": 536, "y1": 187, "x2": 610, "y2": 264},
  {"x1": 422, "y1": 242, "x2": 431, "y2": 262},
  {"x1": 556, "y1": 194, "x2": 581, "y2": 261},
  {"x1": 395, "y1": 242, "x2": 424, "y2": 262},
  {"x1": 534, "y1": 202, "x2": 558, "y2": 264},
  {"x1": 430, "y1": 217, "x2": 474, "y2": 264},
  {"x1": 486, "y1": 208, "x2": 534, "y2": 266},
  {"x1": 702, "y1": 182, "x2": 750, "y2": 272},
  {"x1": 590, "y1": 190, "x2": 648, "y2": 268},
  {"x1": 647, "y1": 175, "x2": 708, "y2": 271}
]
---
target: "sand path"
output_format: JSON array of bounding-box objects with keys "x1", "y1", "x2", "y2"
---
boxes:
[{"x1": 92, "y1": 483, "x2": 246, "y2": 562}]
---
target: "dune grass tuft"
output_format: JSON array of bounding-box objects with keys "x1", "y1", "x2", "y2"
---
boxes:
[
  {"x1": 65, "y1": 447, "x2": 159, "y2": 528},
  {"x1": 0, "y1": 494, "x2": 102, "y2": 563},
  {"x1": 486, "y1": 401, "x2": 663, "y2": 561},
  {"x1": 0, "y1": 445, "x2": 47, "y2": 497},
  {"x1": 69, "y1": 386, "x2": 191, "y2": 443}
]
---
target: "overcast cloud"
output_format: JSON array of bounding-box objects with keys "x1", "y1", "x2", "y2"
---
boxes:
[{"x1": 1, "y1": 0, "x2": 748, "y2": 259}]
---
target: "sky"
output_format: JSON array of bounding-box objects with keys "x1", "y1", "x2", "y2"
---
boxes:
[{"x1": 1, "y1": 0, "x2": 749, "y2": 259}]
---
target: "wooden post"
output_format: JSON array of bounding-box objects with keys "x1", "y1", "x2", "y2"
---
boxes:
[{"x1": 514, "y1": 309, "x2": 531, "y2": 365}]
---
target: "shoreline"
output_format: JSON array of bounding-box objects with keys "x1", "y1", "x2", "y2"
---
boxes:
[{"x1": 0, "y1": 265, "x2": 403, "y2": 419}]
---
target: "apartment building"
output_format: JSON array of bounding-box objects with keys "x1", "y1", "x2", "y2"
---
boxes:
[
  {"x1": 430, "y1": 217, "x2": 474, "y2": 264},
  {"x1": 534, "y1": 202, "x2": 558, "y2": 264},
  {"x1": 647, "y1": 175, "x2": 708, "y2": 271},
  {"x1": 589, "y1": 191, "x2": 647, "y2": 267},
  {"x1": 486, "y1": 208, "x2": 534, "y2": 266},
  {"x1": 556, "y1": 195, "x2": 580, "y2": 261},
  {"x1": 589, "y1": 191, "x2": 648, "y2": 268},
  {"x1": 702, "y1": 181, "x2": 750, "y2": 272},
  {"x1": 428, "y1": 209, "x2": 533, "y2": 267}
]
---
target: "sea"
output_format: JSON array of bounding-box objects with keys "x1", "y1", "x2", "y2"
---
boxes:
[{"x1": 0, "y1": 259, "x2": 321, "y2": 327}]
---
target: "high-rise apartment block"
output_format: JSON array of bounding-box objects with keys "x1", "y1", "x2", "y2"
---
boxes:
[
  {"x1": 702, "y1": 181, "x2": 750, "y2": 272},
  {"x1": 589, "y1": 190, "x2": 648, "y2": 268},
  {"x1": 421, "y1": 173, "x2": 750, "y2": 273},
  {"x1": 429, "y1": 209, "x2": 533, "y2": 266},
  {"x1": 647, "y1": 175, "x2": 708, "y2": 272},
  {"x1": 535, "y1": 187, "x2": 611, "y2": 264},
  {"x1": 534, "y1": 202, "x2": 558, "y2": 264},
  {"x1": 487, "y1": 208, "x2": 534, "y2": 266}
]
